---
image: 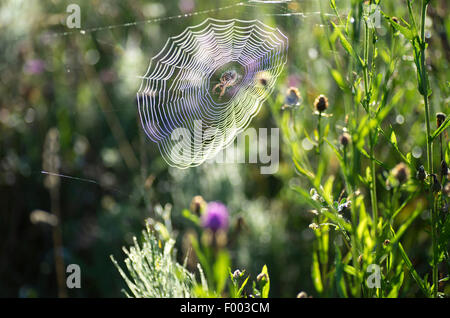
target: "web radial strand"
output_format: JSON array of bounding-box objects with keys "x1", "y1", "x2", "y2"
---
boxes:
[{"x1": 137, "y1": 18, "x2": 288, "y2": 168}]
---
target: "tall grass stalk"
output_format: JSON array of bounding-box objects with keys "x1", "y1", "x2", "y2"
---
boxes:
[
  {"x1": 362, "y1": 14, "x2": 379, "y2": 240},
  {"x1": 416, "y1": 0, "x2": 437, "y2": 298}
]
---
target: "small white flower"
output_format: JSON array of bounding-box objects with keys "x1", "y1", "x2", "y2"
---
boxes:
[{"x1": 309, "y1": 223, "x2": 319, "y2": 230}]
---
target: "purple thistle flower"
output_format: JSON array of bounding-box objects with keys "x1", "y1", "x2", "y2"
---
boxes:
[
  {"x1": 202, "y1": 201, "x2": 229, "y2": 232},
  {"x1": 24, "y1": 59, "x2": 45, "y2": 75}
]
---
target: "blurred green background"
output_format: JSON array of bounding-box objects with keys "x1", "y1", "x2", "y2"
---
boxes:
[{"x1": 0, "y1": 0, "x2": 448, "y2": 297}]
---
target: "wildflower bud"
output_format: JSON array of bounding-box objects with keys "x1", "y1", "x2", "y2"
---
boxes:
[
  {"x1": 232, "y1": 269, "x2": 242, "y2": 279},
  {"x1": 391, "y1": 17, "x2": 399, "y2": 24},
  {"x1": 436, "y1": 112, "x2": 446, "y2": 128},
  {"x1": 391, "y1": 162, "x2": 410, "y2": 184},
  {"x1": 339, "y1": 132, "x2": 351, "y2": 147},
  {"x1": 383, "y1": 239, "x2": 390, "y2": 246},
  {"x1": 416, "y1": 165, "x2": 426, "y2": 181},
  {"x1": 190, "y1": 195, "x2": 206, "y2": 216},
  {"x1": 441, "y1": 160, "x2": 448, "y2": 179},
  {"x1": 431, "y1": 174, "x2": 441, "y2": 193},
  {"x1": 257, "y1": 272, "x2": 268, "y2": 283},
  {"x1": 314, "y1": 94, "x2": 328, "y2": 113},
  {"x1": 202, "y1": 201, "x2": 229, "y2": 232},
  {"x1": 357, "y1": 254, "x2": 363, "y2": 265},
  {"x1": 297, "y1": 291, "x2": 308, "y2": 298}
]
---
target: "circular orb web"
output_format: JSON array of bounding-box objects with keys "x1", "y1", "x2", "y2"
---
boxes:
[{"x1": 137, "y1": 18, "x2": 288, "y2": 168}]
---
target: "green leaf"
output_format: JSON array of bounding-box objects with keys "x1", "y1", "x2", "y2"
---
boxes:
[
  {"x1": 182, "y1": 209, "x2": 200, "y2": 225},
  {"x1": 335, "y1": 246, "x2": 348, "y2": 297},
  {"x1": 213, "y1": 250, "x2": 230, "y2": 294},
  {"x1": 390, "y1": 130, "x2": 398, "y2": 147},
  {"x1": 332, "y1": 22, "x2": 364, "y2": 68},
  {"x1": 258, "y1": 265, "x2": 270, "y2": 298},
  {"x1": 331, "y1": 69, "x2": 347, "y2": 90},
  {"x1": 312, "y1": 251, "x2": 323, "y2": 293},
  {"x1": 238, "y1": 275, "x2": 250, "y2": 297}
]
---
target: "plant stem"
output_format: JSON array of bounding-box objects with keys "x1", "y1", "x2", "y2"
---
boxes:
[
  {"x1": 363, "y1": 17, "x2": 378, "y2": 238},
  {"x1": 419, "y1": 0, "x2": 437, "y2": 298}
]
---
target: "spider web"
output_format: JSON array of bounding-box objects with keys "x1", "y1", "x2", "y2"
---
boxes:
[
  {"x1": 137, "y1": 18, "x2": 288, "y2": 169},
  {"x1": 38, "y1": 0, "x2": 347, "y2": 187}
]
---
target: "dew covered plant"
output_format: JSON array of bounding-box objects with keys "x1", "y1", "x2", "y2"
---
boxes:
[{"x1": 110, "y1": 226, "x2": 196, "y2": 298}]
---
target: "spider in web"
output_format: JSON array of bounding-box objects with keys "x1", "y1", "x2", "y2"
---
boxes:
[{"x1": 212, "y1": 70, "x2": 240, "y2": 98}]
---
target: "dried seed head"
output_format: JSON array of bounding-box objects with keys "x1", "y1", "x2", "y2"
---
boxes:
[
  {"x1": 391, "y1": 162, "x2": 410, "y2": 184},
  {"x1": 436, "y1": 112, "x2": 446, "y2": 128},
  {"x1": 283, "y1": 87, "x2": 301, "y2": 109},
  {"x1": 339, "y1": 132, "x2": 351, "y2": 147},
  {"x1": 314, "y1": 94, "x2": 328, "y2": 112},
  {"x1": 190, "y1": 195, "x2": 206, "y2": 215},
  {"x1": 416, "y1": 165, "x2": 426, "y2": 181}
]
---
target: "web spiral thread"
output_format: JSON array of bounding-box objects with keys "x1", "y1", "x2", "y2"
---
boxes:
[{"x1": 137, "y1": 18, "x2": 288, "y2": 168}]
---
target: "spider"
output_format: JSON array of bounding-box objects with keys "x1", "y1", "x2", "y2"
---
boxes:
[{"x1": 212, "y1": 70, "x2": 239, "y2": 98}]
